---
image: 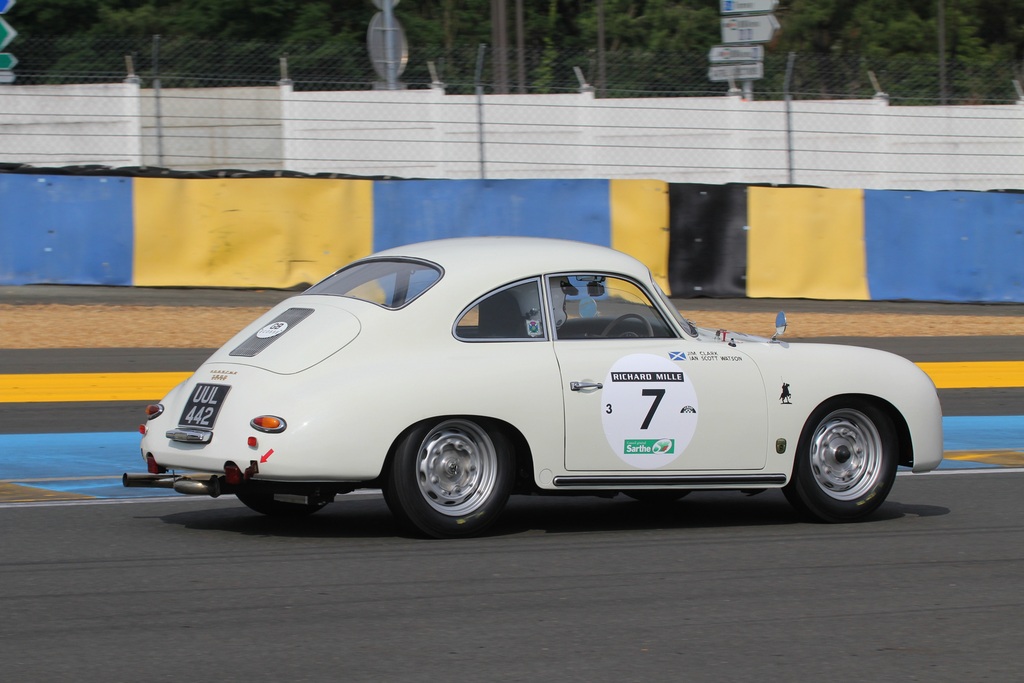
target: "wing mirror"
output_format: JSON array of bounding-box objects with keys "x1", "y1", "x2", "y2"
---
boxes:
[{"x1": 772, "y1": 311, "x2": 787, "y2": 341}]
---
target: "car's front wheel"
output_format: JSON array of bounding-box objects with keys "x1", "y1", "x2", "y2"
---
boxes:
[
  {"x1": 783, "y1": 398, "x2": 899, "y2": 522},
  {"x1": 385, "y1": 418, "x2": 514, "y2": 538}
]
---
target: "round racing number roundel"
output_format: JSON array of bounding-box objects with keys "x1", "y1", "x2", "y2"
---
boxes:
[
  {"x1": 256, "y1": 321, "x2": 289, "y2": 339},
  {"x1": 601, "y1": 354, "x2": 699, "y2": 468}
]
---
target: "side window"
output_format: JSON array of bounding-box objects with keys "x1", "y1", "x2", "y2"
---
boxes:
[
  {"x1": 455, "y1": 280, "x2": 545, "y2": 341},
  {"x1": 548, "y1": 274, "x2": 676, "y2": 339}
]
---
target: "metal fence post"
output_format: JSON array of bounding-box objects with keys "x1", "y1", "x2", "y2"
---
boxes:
[
  {"x1": 152, "y1": 34, "x2": 164, "y2": 167},
  {"x1": 475, "y1": 43, "x2": 487, "y2": 180},
  {"x1": 784, "y1": 51, "x2": 796, "y2": 185}
]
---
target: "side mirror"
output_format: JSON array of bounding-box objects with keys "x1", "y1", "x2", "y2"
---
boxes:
[{"x1": 772, "y1": 311, "x2": 787, "y2": 341}]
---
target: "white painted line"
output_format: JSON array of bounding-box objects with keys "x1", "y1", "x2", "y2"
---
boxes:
[{"x1": 0, "y1": 488, "x2": 385, "y2": 510}]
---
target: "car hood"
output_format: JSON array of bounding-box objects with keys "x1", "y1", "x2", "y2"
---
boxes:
[
  {"x1": 203, "y1": 297, "x2": 361, "y2": 374},
  {"x1": 695, "y1": 325, "x2": 774, "y2": 344}
]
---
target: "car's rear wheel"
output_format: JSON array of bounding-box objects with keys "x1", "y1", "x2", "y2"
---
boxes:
[
  {"x1": 235, "y1": 490, "x2": 329, "y2": 518},
  {"x1": 385, "y1": 418, "x2": 514, "y2": 538},
  {"x1": 784, "y1": 398, "x2": 898, "y2": 522}
]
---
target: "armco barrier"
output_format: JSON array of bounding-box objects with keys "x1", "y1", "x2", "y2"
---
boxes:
[
  {"x1": 0, "y1": 174, "x2": 134, "y2": 286},
  {"x1": 132, "y1": 177, "x2": 374, "y2": 288},
  {"x1": 372, "y1": 179, "x2": 612, "y2": 250},
  {"x1": 0, "y1": 171, "x2": 1021, "y2": 303},
  {"x1": 747, "y1": 187, "x2": 870, "y2": 301},
  {"x1": 865, "y1": 190, "x2": 1024, "y2": 303}
]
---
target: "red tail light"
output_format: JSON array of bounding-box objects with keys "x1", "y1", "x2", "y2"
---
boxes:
[
  {"x1": 224, "y1": 462, "x2": 244, "y2": 486},
  {"x1": 145, "y1": 404, "x2": 164, "y2": 420},
  {"x1": 146, "y1": 454, "x2": 165, "y2": 474}
]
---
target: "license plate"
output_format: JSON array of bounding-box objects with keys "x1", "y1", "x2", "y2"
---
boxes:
[{"x1": 178, "y1": 383, "x2": 231, "y2": 429}]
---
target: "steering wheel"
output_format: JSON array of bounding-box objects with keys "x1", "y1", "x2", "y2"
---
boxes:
[{"x1": 601, "y1": 313, "x2": 653, "y2": 338}]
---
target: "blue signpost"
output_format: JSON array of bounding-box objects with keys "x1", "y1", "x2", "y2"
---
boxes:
[{"x1": 1, "y1": 0, "x2": 16, "y2": 83}]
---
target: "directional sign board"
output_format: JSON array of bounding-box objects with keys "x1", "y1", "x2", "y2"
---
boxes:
[
  {"x1": 708, "y1": 62, "x2": 764, "y2": 82},
  {"x1": 0, "y1": 17, "x2": 15, "y2": 51},
  {"x1": 709, "y1": 45, "x2": 764, "y2": 63},
  {"x1": 2, "y1": 1, "x2": 19, "y2": 83},
  {"x1": 721, "y1": 14, "x2": 780, "y2": 44},
  {"x1": 720, "y1": 0, "x2": 778, "y2": 14}
]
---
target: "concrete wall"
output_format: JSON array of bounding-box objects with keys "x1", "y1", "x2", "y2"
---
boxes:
[
  {"x1": 1, "y1": 83, "x2": 1021, "y2": 190},
  {"x1": 0, "y1": 84, "x2": 143, "y2": 168},
  {"x1": 139, "y1": 86, "x2": 285, "y2": 170}
]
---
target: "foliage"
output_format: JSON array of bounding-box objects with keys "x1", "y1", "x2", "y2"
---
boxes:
[{"x1": 5, "y1": 1, "x2": 1024, "y2": 101}]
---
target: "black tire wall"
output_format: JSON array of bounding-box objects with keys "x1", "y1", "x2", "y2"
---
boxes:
[{"x1": 668, "y1": 183, "x2": 749, "y2": 298}]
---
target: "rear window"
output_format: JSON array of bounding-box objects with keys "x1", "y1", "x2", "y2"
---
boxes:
[{"x1": 306, "y1": 258, "x2": 442, "y2": 309}]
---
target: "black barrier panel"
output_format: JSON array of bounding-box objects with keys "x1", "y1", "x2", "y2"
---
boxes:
[{"x1": 667, "y1": 183, "x2": 748, "y2": 298}]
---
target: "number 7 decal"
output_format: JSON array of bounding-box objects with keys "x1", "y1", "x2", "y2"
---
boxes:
[
  {"x1": 640, "y1": 388, "x2": 665, "y2": 429},
  {"x1": 601, "y1": 354, "x2": 699, "y2": 468}
]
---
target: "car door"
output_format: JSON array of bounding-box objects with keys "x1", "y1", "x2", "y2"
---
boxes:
[{"x1": 549, "y1": 274, "x2": 769, "y2": 472}]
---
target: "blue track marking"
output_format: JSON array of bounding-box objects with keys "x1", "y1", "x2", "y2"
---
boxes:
[
  {"x1": 0, "y1": 432, "x2": 178, "y2": 499},
  {"x1": 1, "y1": 417, "x2": 1022, "y2": 501},
  {"x1": 0, "y1": 432, "x2": 141, "y2": 479},
  {"x1": 933, "y1": 459, "x2": 1000, "y2": 470},
  {"x1": 942, "y1": 415, "x2": 1024, "y2": 451}
]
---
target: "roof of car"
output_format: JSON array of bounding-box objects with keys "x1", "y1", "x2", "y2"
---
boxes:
[{"x1": 372, "y1": 237, "x2": 649, "y2": 284}]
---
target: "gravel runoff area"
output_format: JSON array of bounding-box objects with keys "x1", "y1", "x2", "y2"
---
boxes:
[{"x1": 1, "y1": 285, "x2": 1023, "y2": 349}]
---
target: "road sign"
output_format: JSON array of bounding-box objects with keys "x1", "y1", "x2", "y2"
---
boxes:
[
  {"x1": 0, "y1": 0, "x2": 16, "y2": 14},
  {"x1": 719, "y1": 0, "x2": 778, "y2": 15},
  {"x1": 0, "y1": 17, "x2": 15, "y2": 51},
  {"x1": 708, "y1": 62, "x2": 764, "y2": 82},
  {"x1": 367, "y1": 11, "x2": 408, "y2": 81},
  {"x1": 0, "y1": 71, "x2": 14, "y2": 84},
  {"x1": 721, "y1": 14, "x2": 780, "y2": 44},
  {"x1": 709, "y1": 45, "x2": 764, "y2": 63},
  {"x1": 0, "y1": 52, "x2": 15, "y2": 70}
]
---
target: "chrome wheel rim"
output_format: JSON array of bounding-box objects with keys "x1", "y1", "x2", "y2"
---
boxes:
[
  {"x1": 808, "y1": 408, "x2": 883, "y2": 501},
  {"x1": 416, "y1": 420, "x2": 497, "y2": 516}
]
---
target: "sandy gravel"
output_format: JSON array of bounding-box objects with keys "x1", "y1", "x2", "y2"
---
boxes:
[{"x1": 2, "y1": 304, "x2": 1023, "y2": 349}]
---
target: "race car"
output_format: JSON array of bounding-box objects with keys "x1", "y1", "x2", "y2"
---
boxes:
[{"x1": 125, "y1": 236, "x2": 943, "y2": 538}]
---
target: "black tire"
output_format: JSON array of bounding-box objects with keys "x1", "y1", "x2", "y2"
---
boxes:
[
  {"x1": 783, "y1": 398, "x2": 899, "y2": 522},
  {"x1": 385, "y1": 418, "x2": 514, "y2": 538},
  {"x1": 235, "y1": 490, "x2": 329, "y2": 518},
  {"x1": 623, "y1": 490, "x2": 690, "y2": 504}
]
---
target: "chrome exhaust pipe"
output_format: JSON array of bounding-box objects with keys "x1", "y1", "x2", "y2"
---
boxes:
[
  {"x1": 122, "y1": 472, "x2": 221, "y2": 498},
  {"x1": 122, "y1": 473, "x2": 175, "y2": 488},
  {"x1": 173, "y1": 477, "x2": 222, "y2": 498}
]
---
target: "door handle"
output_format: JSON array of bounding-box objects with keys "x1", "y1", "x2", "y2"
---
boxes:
[{"x1": 570, "y1": 381, "x2": 603, "y2": 391}]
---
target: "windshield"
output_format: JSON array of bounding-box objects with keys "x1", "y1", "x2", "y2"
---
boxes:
[
  {"x1": 653, "y1": 281, "x2": 698, "y2": 337},
  {"x1": 306, "y1": 258, "x2": 442, "y2": 309}
]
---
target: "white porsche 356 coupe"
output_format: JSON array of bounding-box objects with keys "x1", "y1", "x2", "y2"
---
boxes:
[{"x1": 125, "y1": 237, "x2": 943, "y2": 537}]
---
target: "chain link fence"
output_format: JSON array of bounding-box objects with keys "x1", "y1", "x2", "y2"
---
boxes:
[
  {"x1": 10, "y1": 35, "x2": 1024, "y2": 103},
  {"x1": 3, "y1": 36, "x2": 1023, "y2": 190}
]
